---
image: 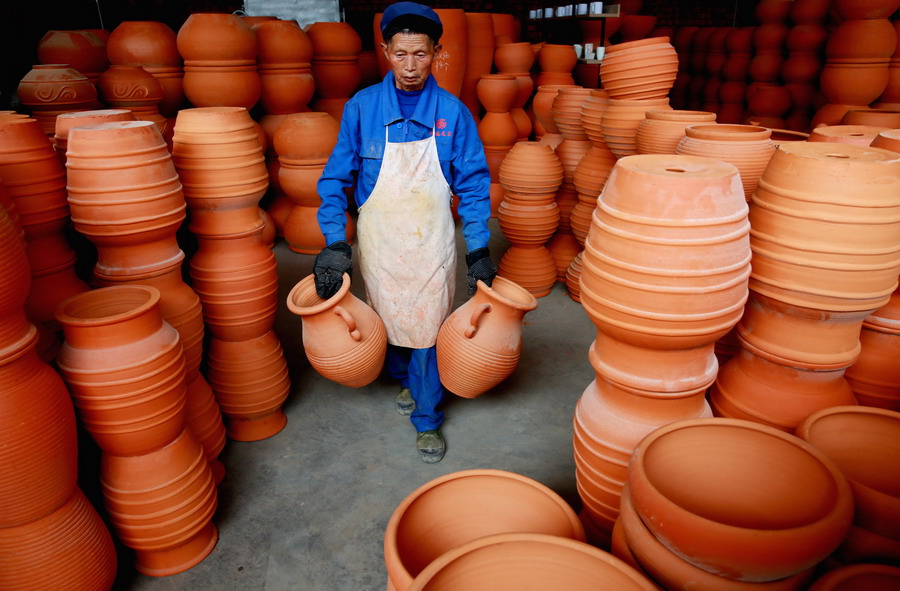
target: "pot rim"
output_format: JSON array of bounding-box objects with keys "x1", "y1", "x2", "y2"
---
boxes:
[{"x1": 286, "y1": 272, "x2": 350, "y2": 316}]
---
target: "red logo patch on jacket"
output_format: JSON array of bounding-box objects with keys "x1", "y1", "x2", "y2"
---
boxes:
[{"x1": 435, "y1": 118, "x2": 452, "y2": 136}]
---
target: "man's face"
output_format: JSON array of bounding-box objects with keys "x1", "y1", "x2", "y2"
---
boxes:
[{"x1": 381, "y1": 32, "x2": 442, "y2": 92}]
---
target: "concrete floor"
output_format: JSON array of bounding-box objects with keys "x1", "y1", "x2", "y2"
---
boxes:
[{"x1": 110, "y1": 219, "x2": 598, "y2": 590}]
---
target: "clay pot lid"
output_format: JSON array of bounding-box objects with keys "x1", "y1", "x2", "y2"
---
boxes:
[
  {"x1": 286, "y1": 273, "x2": 350, "y2": 315},
  {"x1": 684, "y1": 123, "x2": 771, "y2": 141},
  {"x1": 407, "y1": 532, "x2": 656, "y2": 590},
  {"x1": 645, "y1": 109, "x2": 716, "y2": 122},
  {"x1": 55, "y1": 284, "x2": 160, "y2": 328}
]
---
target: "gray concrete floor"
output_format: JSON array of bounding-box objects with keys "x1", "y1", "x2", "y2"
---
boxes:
[{"x1": 114, "y1": 218, "x2": 597, "y2": 590}]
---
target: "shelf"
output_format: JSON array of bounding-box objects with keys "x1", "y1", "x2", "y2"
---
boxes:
[{"x1": 530, "y1": 4, "x2": 620, "y2": 21}]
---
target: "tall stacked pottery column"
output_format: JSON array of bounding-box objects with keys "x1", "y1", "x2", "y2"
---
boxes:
[
  {"x1": 172, "y1": 107, "x2": 291, "y2": 441},
  {"x1": 307, "y1": 22, "x2": 362, "y2": 121},
  {"x1": 253, "y1": 20, "x2": 315, "y2": 116},
  {"x1": 65, "y1": 119, "x2": 227, "y2": 480},
  {"x1": 710, "y1": 143, "x2": 900, "y2": 431},
  {"x1": 575, "y1": 155, "x2": 751, "y2": 543},
  {"x1": 0, "y1": 206, "x2": 117, "y2": 590},
  {"x1": 477, "y1": 74, "x2": 520, "y2": 216}
]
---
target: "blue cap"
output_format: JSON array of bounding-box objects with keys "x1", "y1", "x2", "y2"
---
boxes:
[{"x1": 381, "y1": 2, "x2": 443, "y2": 36}]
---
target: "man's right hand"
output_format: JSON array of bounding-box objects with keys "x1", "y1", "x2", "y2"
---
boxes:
[{"x1": 313, "y1": 241, "x2": 352, "y2": 299}]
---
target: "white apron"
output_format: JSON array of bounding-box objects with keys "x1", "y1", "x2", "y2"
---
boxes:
[{"x1": 357, "y1": 127, "x2": 456, "y2": 349}]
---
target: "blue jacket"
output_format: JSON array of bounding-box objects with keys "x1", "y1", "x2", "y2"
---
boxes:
[{"x1": 317, "y1": 72, "x2": 491, "y2": 251}]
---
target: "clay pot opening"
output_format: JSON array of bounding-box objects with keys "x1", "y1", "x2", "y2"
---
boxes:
[
  {"x1": 56, "y1": 285, "x2": 159, "y2": 327},
  {"x1": 477, "y1": 276, "x2": 538, "y2": 312},
  {"x1": 825, "y1": 153, "x2": 850, "y2": 159},
  {"x1": 286, "y1": 273, "x2": 350, "y2": 315}
]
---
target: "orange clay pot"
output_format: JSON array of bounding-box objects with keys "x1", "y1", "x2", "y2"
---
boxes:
[
  {"x1": 176, "y1": 13, "x2": 257, "y2": 62},
  {"x1": 101, "y1": 428, "x2": 217, "y2": 576},
  {"x1": 384, "y1": 469, "x2": 585, "y2": 591},
  {"x1": 430, "y1": 9, "x2": 467, "y2": 97},
  {"x1": 635, "y1": 109, "x2": 716, "y2": 155},
  {"x1": 627, "y1": 418, "x2": 854, "y2": 582},
  {"x1": 107, "y1": 21, "x2": 181, "y2": 67},
  {"x1": 407, "y1": 532, "x2": 655, "y2": 591},
  {"x1": 253, "y1": 19, "x2": 313, "y2": 65},
  {"x1": 16, "y1": 64, "x2": 100, "y2": 135},
  {"x1": 459, "y1": 13, "x2": 495, "y2": 117},
  {"x1": 286, "y1": 273, "x2": 387, "y2": 388},
  {"x1": 172, "y1": 106, "x2": 268, "y2": 236},
  {"x1": 65, "y1": 120, "x2": 186, "y2": 277},
  {"x1": 436, "y1": 276, "x2": 537, "y2": 398},
  {"x1": 97, "y1": 65, "x2": 170, "y2": 141},
  {"x1": 602, "y1": 97, "x2": 672, "y2": 158},
  {"x1": 808, "y1": 564, "x2": 900, "y2": 590},
  {"x1": 842, "y1": 109, "x2": 900, "y2": 129},
  {"x1": 53, "y1": 108, "x2": 136, "y2": 164},
  {"x1": 808, "y1": 124, "x2": 889, "y2": 146},
  {"x1": 0, "y1": 207, "x2": 34, "y2": 353},
  {"x1": 37, "y1": 30, "x2": 109, "y2": 81},
  {"x1": 494, "y1": 42, "x2": 535, "y2": 74},
  {"x1": 305, "y1": 21, "x2": 362, "y2": 58},
  {"x1": 599, "y1": 37, "x2": 679, "y2": 100}
]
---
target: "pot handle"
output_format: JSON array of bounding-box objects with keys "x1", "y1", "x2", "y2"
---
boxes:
[
  {"x1": 464, "y1": 303, "x2": 492, "y2": 338},
  {"x1": 334, "y1": 305, "x2": 362, "y2": 341}
]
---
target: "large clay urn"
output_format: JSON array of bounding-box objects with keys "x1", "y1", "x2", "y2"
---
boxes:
[
  {"x1": 286, "y1": 273, "x2": 387, "y2": 388},
  {"x1": 384, "y1": 469, "x2": 585, "y2": 591},
  {"x1": 37, "y1": 30, "x2": 109, "y2": 83},
  {"x1": 254, "y1": 20, "x2": 315, "y2": 115},
  {"x1": 599, "y1": 37, "x2": 679, "y2": 100},
  {"x1": 436, "y1": 277, "x2": 537, "y2": 398}
]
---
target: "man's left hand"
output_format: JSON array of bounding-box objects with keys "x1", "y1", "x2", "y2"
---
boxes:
[{"x1": 465, "y1": 247, "x2": 497, "y2": 295}]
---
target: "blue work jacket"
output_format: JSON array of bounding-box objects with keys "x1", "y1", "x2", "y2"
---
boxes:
[{"x1": 317, "y1": 72, "x2": 491, "y2": 251}]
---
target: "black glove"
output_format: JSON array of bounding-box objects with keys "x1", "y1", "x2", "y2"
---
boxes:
[
  {"x1": 313, "y1": 241, "x2": 352, "y2": 299},
  {"x1": 465, "y1": 247, "x2": 497, "y2": 295}
]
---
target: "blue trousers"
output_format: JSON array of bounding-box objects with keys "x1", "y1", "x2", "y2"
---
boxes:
[{"x1": 385, "y1": 344, "x2": 444, "y2": 432}]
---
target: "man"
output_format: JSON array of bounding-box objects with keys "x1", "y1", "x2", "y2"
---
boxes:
[{"x1": 314, "y1": 1, "x2": 497, "y2": 463}]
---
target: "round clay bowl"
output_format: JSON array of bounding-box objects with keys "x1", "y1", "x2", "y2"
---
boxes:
[
  {"x1": 627, "y1": 417, "x2": 854, "y2": 582},
  {"x1": 407, "y1": 533, "x2": 656, "y2": 591},
  {"x1": 796, "y1": 405, "x2": 900, "y2": 540},
  {"x1": 384, "y1": 469, "x2": 585, "y2": 591},
  {"x1": 808, "y1": 564, "x2": 900, "y2": 591}
]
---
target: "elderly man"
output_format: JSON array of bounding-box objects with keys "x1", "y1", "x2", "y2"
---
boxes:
[{"x1": 314, "y1": 1, "x2": 496, "y2": 463}]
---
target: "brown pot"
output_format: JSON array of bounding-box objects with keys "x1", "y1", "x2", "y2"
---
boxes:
[
  {"x1": 599, "y1": 37, "x2": 679, "y2": 100},
  {"x1": 16, "y1": 64, "x2": 100, "y2": 135},
  {"x1": 635, "y1": 109, "x2": 716, "y2": 155},
  {"x1": 176, "y1": 13, "x2": 257, "y2": 62},
  {"x1": 808, "y1": 564, "x2": 900, "y2": 590},
  {"x1": 602, "y1": 97, "x2": 672, "y2": 158},
  {"x1": 37, "y1": 30, "x2": 109, "y2": 80},
  {"x1": 809, "y1": 124, "x2": 889, "y2": 146},
  {"x1": 108, "y1": 21, "x2": 181, "y2": 67}
]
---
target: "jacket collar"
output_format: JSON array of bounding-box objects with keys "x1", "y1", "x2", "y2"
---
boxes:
[{"x1": 381, "y1": 72, "x2": 439, "y2": 129}]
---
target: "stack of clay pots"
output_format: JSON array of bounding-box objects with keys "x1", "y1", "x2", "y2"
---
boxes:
[
  {"x1": 685, "y1": 28, "x2": 715, "y2": 110},
  {"x1": 700, "y1": 28, "x2": 730, "y2": 116},
  {"x1": 54, "y1": 108, "x2": 136, "y2": 165},
  {"x1": 56, "y1": 285, "x2": 219, "y2": 577},
  {"x1": 874, "y1": 20, "x2": 900, "y2": 108},
  {"x1": 0, "y1": 117, "x2": 88, "y2": 335},
  {"x1": 97, "y1": 65, "x2": 171, "y2": 145},
  {"x1": 494, "y1": 42, "x2": 535, "y2": 142},
  {"x1": 275, "y1": 112, "x2": 354, "y2": 253},
  {"x1": 172, "y1": 107, "x2": 290, "y2": 442},
  {"x1": 177, "y1": 13, "x2": 261, "y2": 110},
  {"x1": 781, "y1": 1, "x2": 828, "y2": 131},
  {"x1": 532, "y1": 84, "x2": 574, "y2": 149},
  {"x1": 16, "y1": 64, "x2": 101, "y2": 136},
  {"x1": 710, "y1": 142, "x2": 900, "y2": 432},
  {"x1": 66, "y1": 119, "x2": 227, "y2": 479},
  {"x1": 0, "y1": 204, "x2": 117, "y2": 590},
  {"x1": 477, "y1": 74, "x2": 520, "y2": 216},
  {"x1": 497, "y1": 141, "x2": 564, "y2": 297},
  {"x1": 575, "y1": 155, "x2": 751, "y2": 543},
  {"x1": 613, "y1": 418, "x2": 853, "y2": 589},
  {"x1": 635, "y1": 109, "x2": 716, "y2": 155},
  {"x1": 536, "y1": 44, "x2": 578, "y2": 87},
  {"x1": 718, "y1": 27, "x2": 754, "y2": 124},
  {"x1": 37, "y1": 29, "x2": 108, "y2": 85},
  {"x1": 749, "y1": 0, "x2": 790, "y2": 95},
  {"x1": 570, "y1": 90, "x2": 615, "y2": 248},
  {"x1": 254, "y1": 20, "x2": 314, "y2": 116},
  {"x1": 814, "y1": 0, "x2": 899, "y2": 127},
  {"x1": 106, "y1": 21, "x2": 186, "y2": 118},
  {"x1": 460, "y1": 13, "x2": 495, "y2": 119},
  {"x1": 307, "y1": 22, "x2": 362, "y2": 120}
]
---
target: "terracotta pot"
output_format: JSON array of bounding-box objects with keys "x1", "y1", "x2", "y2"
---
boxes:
[
  {"x1": 539, "y1": 44, "x2": 578, "y2": 73},
  {"x1": 408, "y1": 532, "x2": 654, "y2": 591},
  {"x1": 460, "y1": 13, "x2": 495, "y2": 117},
  {"x1": 176, "y1": 13, "x2": 257, "y2": 62},
  {"x1": 436, "y1": 276, "x2": 537, "y2": 398},
  {"x1": 826, "y1": 19, "x2": 896, "y2": 61},
  {"x1": 182, "y1": 63, "x2": 261, "y2": 110},
  {"x1": 476, "y1": 74, "x2": 517, "y2": 114},
  {"x1": 144, "y1": 66, "x2": 186, "y2": 116},
  {"x1": 498, "y1": 141, "x2": 564, "y2": 197},
  {"x1": 809, "y1": 564, "x2": 900, "y2": 591},
  {"x1": 428, "y1": 9, "x2": 467, "y2": 97},
  {"x1": 572, "y1": 146, "x2": 617, "y2": 244},
  {"x1": 796, "y1": 405, "x2": 900, "y2": 540},
  {"x1": 808, "y1": 124, "x2": 890, "y2": 146},
  {"x1": 0, "y1": 208, "x2": 31, "y2": 352},
  {"x1": 747, "y1": 142, "x2": 900, "y2": 313},
  {"x1": 547, "y1": 230, "x2": 582, "y2": 280},
  {"x1": 627, "y1": 417, "x2": 854, "y2": 582},
  {"x1": 494, "y1": 42, "x2": 535, "y2": 74},
  {"x1": 834, "y1": 522, "x2": 900, "y2": 564},
  {"x1": 101, "y1": 428, "x2": 217, "y2": 575},
  {"x1": 37, "y1": 30, "x2": 109, "y2": 80},
  {"x1": 602, "y1": 97, "x2": 672, "y2": 158},
  {"x1": 253, "y1": 20, "x2": 313, "y2": 65},
  {"x1": 384, "y1": 469, "x2": 585, "y2": 591},
  {"x1": 258, "y1": 66, "x2": 315, "y2": 114},
  {"x1": 97, "y1": 65, "x2": 169, "y2": 140},
  {"x1": 206, "y1": 331, "x2": 290, "y2": 441},
  {"x1": 532, "y1": 84, "x2": 576, "y2": 134},
  {"x1": 491, "y1": 13, "x2": 518, "y2": 42},
  {"x1": 845, "y1": 324, "x2": 900, "y2": 410},
  {"x1": 790, "y1": 0, "x2": 831, "y2": 24},
  {"x1": 172, "y1": 106, "x2": 268, "y2": 236},
  {"x1": 566, "y1": 251, "x2": 584, "y2": 302},
  {"x1": 55, "y1": 285, "x2": 190, "y2": 458},
  {"x1": 311, "y1": 57, "x2": 361, "y2": 99},
  {"x1": 305, "y1": 21, "x2": 362, "y2": 58},
  {"x1": 65, "y1": 120, "x2": 186, "y2": 277},
  {"x1": 184, "y1": 374, "x2": 227, "y2": 481},
  {"x1": 833, "y1": 0, "x2": 900, "y2": 21},
  {"x1": 16, "y1": 64, "x2": 100, "y2": 135},
  {"x1": 812, "y1": 103, "x2": 868, "y2": 128},
  {"x1": 841, "y1": 108, "x2": 900, "y2": 128},
  {"x1": 552, "y1": 86, "x2": 592, "y2": 141},
  {"x1": 54, "y1": 108, "x2": 136, "y2": 164},
  {"x1": 0, "y1": 489, "x2": 117, "y2": 590},
  {"x1": 820, "y1": 61, "x2": 890, "y2": 106},
  {"x1": 286, "y1": 273, "x2": 387, "y2": 388},
  {"x1": 635, "y1": 109, "x2": 716, "y2": 154},
  {"x1": 108, "y1": 21, "x2": 181, "y2": 67},
  {"x1": 600, "y1": 37, "x2": 679, "y2": 100}
]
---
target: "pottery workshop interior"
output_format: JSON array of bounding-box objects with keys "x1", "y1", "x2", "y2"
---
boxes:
[{"x1": 2, "y1": 0, "x2": 900, "y2": 589}]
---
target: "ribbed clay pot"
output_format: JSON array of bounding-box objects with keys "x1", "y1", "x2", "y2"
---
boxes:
[
  {"x1": 627, "y1": 417, "x2": 854, "y2": 582},
  {"x1": 384, "y1": 469, "x2": 585, "y2": 591},
  {"x1": 436, "y1": 277, "x2": 537, "y2": 398},
  {"x1": 54, "y1": 108, "x2": 136, "y2": 164},
  {"x1": 599, "y1": 37, "x2": 679, "y2": 100},
  {"x1": 16, "y1": 64, "x2": 100, "y2": 135},
  {"x1": 602, "y1": 97, "x2": 672, "y2": 158},
  {"x1": 635, "y1": 109, "x2": 716, "y2": 155},
  {"x1": 55, "y1": 285, "x2": 188, "y2": 457},
  {"x1": 286, "y1": 273, "x2": 387, "y2": 388}
]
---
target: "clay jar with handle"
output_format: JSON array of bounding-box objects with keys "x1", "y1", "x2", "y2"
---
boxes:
[
  {"x1": 384, "y1": 469, "x2": 585, "y2": 591},
  {"x1": 627, "y1": 417, "x2": 854, "y2": 583},
  {"x1": 286, "y1": 273, "x2": 387, "y2": 388},
  {"x1": 408, "y1": 532, "x2": 656, "y2": 591},
  {"x1": 436, "y1": 277, "x2": 537, "y2": 398}
]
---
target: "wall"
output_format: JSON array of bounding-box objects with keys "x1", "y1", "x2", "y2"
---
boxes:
[{"x1": 244, "y1": 0, "x2": 341, "y2": 27}]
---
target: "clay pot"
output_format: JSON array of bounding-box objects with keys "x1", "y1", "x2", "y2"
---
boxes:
[
  {"x1": 16, "y1": 64, "x2": 100, "y2": 135},
  {"x1": 552, "y1": 86, "x2": 593, "y2": 141},
  {"x1": 436, "y1": 276, "x2": 537, "y2": 398},
  {"x1": 820, "y1": 61, "x2": 891, "y2": 106},
  {"x1": 101, "y1": 428, "x2": 217, "y2": 576},
  {"x1": 97, "y1": 65, "x2": 169, "y2": 140},
  {"x1": 599, "y1": 37, "x2": 679, "y2": 100},
  {"x1": 476, "y1": 74, "x2": 518, "y2": 114},
  {"x1": 539, "y1": 44, "x2": 578, "y2": 73},
  {"x1": 602, "y1": 97, "x2": 672, "y2": 158},
  {"x1": 841, "y1": 109, "x2": 900, "y2": 128},
  {"x1": 253, "y1": 20, "x2": 313, "y2": 65},
  {"x1": 627, "y1": 417, "x2": 854, "y2": 582},
  {"x1": 460, "y1": 13, "x2": 495, "y2": 117},
  {"x1": 808, "y1": 564, "x2": 900, "y2": 590},
  {"x1": 305, "y1": 21, "x2": 362, "y2": 58},
  {"x1": 494, "y1": 42, "x2": 535, "y2": 74},
  {"x1": 37, "y1": 30, "x2": 109, "y2": 81},
  {"x1": 108, "y1": 21, "x2": 181, "y2": 67},
  {"x1": 182, "y1": 63, "x2": 261, "y2": 110},
  {"x1": 498, "y1": 141, "x2": 565, "y2": 198},
  {"x1": 286, "y1": 273, "x2": 387, "y2": 388},
  {"x1": 566, "y1": 251, "x2": 585, "y2": 302},
  {"x1": 675, "y1": 124, "x2": 774, "y2": 200},
  {"x1": 808, "y1": 124, "x2": 890, "y2": 146},
  {"x1": 53, "y1": 108, "x2": 136, "y2": 163},
  {"x1": 408, "y1": 532, "x2": 655, "y2": 591},
  {"x1": 796, "y1": 405, "x2": 900, "y2": 540},
  {"x1": 429, "y1": 9, "x2": 467, "y2": 97},
  {"x1": 0, "y1": 208, "x2": 31, "y2": 352},
  {"x1": 635, "y1": 109, "x2": 716, "y2": 155},
  {"x1": 845, "y1": 323, "x2": 900, "y2": 410},
  {"x1": 491, "y1": 13, "x2": 518, "y2": 42},
  {"x1": 206, "y1": 330, "x2": 290, "y2": 441},
  {"x1": 172, "y1": 106, "x2": 268, "y2": 236},
  {"x1": 547, "y1": 230, "x2": 582, "y2": 280},
  {"x1": 384, "y1": 469, "x2": 585, "y2": 591},
  {"x1": 65, "y1": 120, "x2": 186, "y2": 278},
  {"x1": 176, "y1": 13, "x2": 257, "y2": 62},
  {"x1": 833, "y1": 0, "x2": 900, "y2": 21},
  {"x1": 0, "y1": 489, "x2": 117, "y2": 590},
  {"x1": 812, "y1": 103, "x2": 869, "y2": 128},
  {"x1": 532, "y1": 85, "x2": 576, "y2": 135},
  {"x1": 571, "y1": 146, "x2": 617, "y2": 245},
  {"x1": 311, "y1": 57, "x2": 361, "y2": 99},
  {"x1": 826, "y1": 19, "x2": 896, "y2": 61}
]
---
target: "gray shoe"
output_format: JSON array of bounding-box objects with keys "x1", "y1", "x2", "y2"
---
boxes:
[
  {"x1": 416, "y1": 430, "x2": 445, "y2": 464},
  {"x1": 395, "y1": 388, "x2": 415, "y2": 416}
]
